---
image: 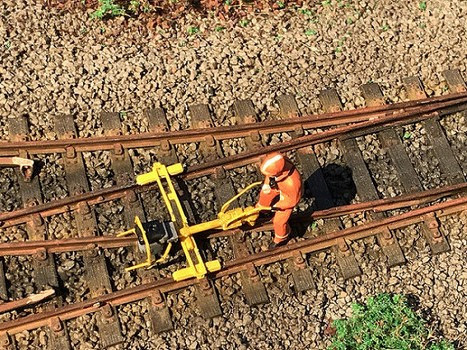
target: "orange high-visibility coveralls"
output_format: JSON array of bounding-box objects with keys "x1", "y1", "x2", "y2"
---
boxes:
[{"x1": 257, "y1": 161, "x2": 302, "y2": 243}]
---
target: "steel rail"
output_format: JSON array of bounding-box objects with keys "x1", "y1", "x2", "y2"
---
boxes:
[
  {"x1": 206, "y1": 182, "x2": 467, "y2": 238},
  {"x1": 0, "y1": 236, "x2": 137, "y2": 256},
  {"x1": 1, "y1": 97, "x2": 465, "y2": 228},
  {"x1": 1, "y1": 183, "x2": 465, "y2": 256},
  {"x1": 0, "y1": 92, "x2": 465, "y2": 157},
  {"x1": 1, "y1": 196, "x2": 465, "y2": 336},
  {"x1": 182, "y1": 97, "x2": 467, "y2": 179}
]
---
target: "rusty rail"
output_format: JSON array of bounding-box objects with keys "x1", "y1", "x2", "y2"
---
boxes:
[
  {"x1": 0, "y1": 92, "x2": 465, "y2": 157},
  {"x1": 0, "y1": 236, "x2": 137, "y2": 256},
  {"x1": 183, "y1": 96, "x2": 467, "y2": 179},
  {"x1": 1, "y1": 96, "x2": 465, "y2": 228},
  {"x1": 0, "y1": 195, "x2": 465, "y2": 336},
  {"x1": 0, "y1": 182, "x2": 465, "y2": 255}
]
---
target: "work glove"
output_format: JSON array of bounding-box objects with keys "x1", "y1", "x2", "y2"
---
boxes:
[{"x1": 261, "y1": 183, "x2": 271, "y2": 194}]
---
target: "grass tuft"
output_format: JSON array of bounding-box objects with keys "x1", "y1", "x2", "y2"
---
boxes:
[{"x1": 328, "y1": 293, "x2": 454, "y2": 350}]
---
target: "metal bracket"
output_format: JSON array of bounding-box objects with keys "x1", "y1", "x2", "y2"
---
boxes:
[
  {"x1": 49, "y1": 317, "x2": 64, "y2": 333},
  {"x1": 113, "y1": 143, "x2": 124, "y2": 156},
  {"x1": 65, "y1": 146, "x2": 76, "y2": 159},
  {"x1": 160, "y1": 140, "x2": 171, "y2": 152},
  {"x1": 421, "y1": 212, "x2": 450, "y2": 254}
]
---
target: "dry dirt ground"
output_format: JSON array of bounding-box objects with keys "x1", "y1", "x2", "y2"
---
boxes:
[{"x1": 0, "y1": 0, "x2": 466, "y2": 349}]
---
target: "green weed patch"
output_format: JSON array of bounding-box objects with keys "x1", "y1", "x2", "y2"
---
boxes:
[{"x1": 329, "y1": 293, "x2": 453, "y2": 350}]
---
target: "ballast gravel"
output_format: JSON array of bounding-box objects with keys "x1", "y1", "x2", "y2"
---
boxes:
[{"x1": 0, "y1": 0, "x2": 466, "y2": 349}]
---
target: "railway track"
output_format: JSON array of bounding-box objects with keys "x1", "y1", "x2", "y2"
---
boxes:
[{"x1": 0, "y1": 69, "x2": 466, "y2": 349}]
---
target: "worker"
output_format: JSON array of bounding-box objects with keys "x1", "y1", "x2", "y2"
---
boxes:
[{"x1": 256, "y1": 152, "x2": 302, "y2": 249}]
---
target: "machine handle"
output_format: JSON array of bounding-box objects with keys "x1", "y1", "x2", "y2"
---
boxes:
[{"x1": 220, "y1": 181, "x2": 263, "y2": 214}]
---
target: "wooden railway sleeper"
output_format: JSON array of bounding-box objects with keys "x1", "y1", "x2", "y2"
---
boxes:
[{"x1": 276, "y1": 94, "x2": 327, "y2": 289}]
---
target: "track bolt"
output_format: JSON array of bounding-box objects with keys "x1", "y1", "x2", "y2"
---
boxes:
[
  {"x1": 34, "y1": 248, "x2": 47, "y2": 261},
  {"x1": 204, "y1": 135, "x2": 215, "y2": 147},
  {"x1": 126, "y1": 190, "x2": 137, "y2": 203},
  {"x1": 214, "y1": 167, "x2": 226, "y2": 180},
  {"x1": 248, "y1": 266, "x2": 258, "y2": 278},
  {"x1": 338, "y1": 242, "x2": 349, "y2": 253},
  {"x1": 50, "y1": 317, "x2": 63, "y2": 332},
  {"x1": 1, "y1": 336, "x2": 10, "y2": 346},
  {"x1": 85, "y1": 243, "x2": 97, "y2": 252},
  {"x1": 250, "y1": 131, "x2": 261, "y2": 142},
  {"x1": 431, "y1": 229, "x2": 441, "y2": 239},
  {"x1": 294, "y1": 255, "x2": 305, "y2": 266},
  {"x1": 31, "y1": 213, "x2": 44, "y2": 227},
  {"x1": 102, "y1": 304, "x2": 113, "y2": 319},
  {"x1": 26, "y1": 198, "x2": 38, "y2": 208},
  {"x1": 152, "y1": 291, "x2": 163, "y2": 306},
  {"x1": 200, "y1": 279, "x2": 211, "y2": 291},
  {"x1": 382, "y1": 230, "x2": 393, "y2": 241},
  {"x1": 113, "y1": 143, "x2": 124, "y2": 156},
  {"x1": 65, "y1": 146, "x2": 76, "y2": 159},
  {"x1": 78, "y1": 202, "x2": 90, "y2": 215},
  {"x1": 161, "y1": 140, "x2": 170, "y2": 152}
]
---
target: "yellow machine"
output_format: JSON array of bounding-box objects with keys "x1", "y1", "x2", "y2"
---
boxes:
[{"x1": 118, "y1": 162, "x2": 270, "y2": 281}]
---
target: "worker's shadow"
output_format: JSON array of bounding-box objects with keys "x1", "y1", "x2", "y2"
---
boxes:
[{"x1": 293, "y1": 163, "x2": 357, "y2": 238}]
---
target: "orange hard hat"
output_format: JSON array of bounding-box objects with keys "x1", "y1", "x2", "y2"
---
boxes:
[{"x1": 260, "y1": 152, "x2": 286, "y2": 177}]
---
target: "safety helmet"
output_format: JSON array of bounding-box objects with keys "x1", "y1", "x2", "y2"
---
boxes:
[{"x1": 260, "y1": 152, "x2": 286, "y2": 177}]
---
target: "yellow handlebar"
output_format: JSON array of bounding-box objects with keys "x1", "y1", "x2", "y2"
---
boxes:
[{"x1": 220, "y1": 181, "x2": 262, "y2": 214}]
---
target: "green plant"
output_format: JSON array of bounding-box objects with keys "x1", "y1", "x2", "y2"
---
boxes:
[
  {"x1": 129, "y1": 0, "x2": 140, "y2": 13},
  {"x1": 4, "y1": 40, "x2": 11, "y2": 50},
  {"x1": 239, "y1": 19, "x2": 249, "y2": 27},
  {"x1": 224, "y1": 0, "x2": 232, "y2": 5},
  {"x1": 305, "y1": 29, "x2": 317, "y2": 36},
  {"x1": 187, "y1": 26, "x2": 199, "y2": 35},
  {"x1": 311, "y1": 221, "x2": 318, "y2": 230},
  {"x1": 215, "y1": 25, "x2": 225, "y2": 32},
  {"x1": 299, "y1": 8, "x2": 314, "y2": 16},
  {"x1": 381, "y1": 24, "x2": 389, "y2": 31},
  {"x1": 277, "y1": 1, "x2": 285, "y2": 8},
  {"x1": 403, "y1": 131, "x2": 412, "y2": 139},
  {"x1": 419, "y1": 1, "x2": 427, "y2": 11},
  {"x1": 91, "y1": 0, "x2": 126, "y2": 19},
  {"x1": 322, "y1": 0, "x2": 332, "y2": 6},
  {"x1": 328, "y1": 294, "x2": 454, "y2": 350}
]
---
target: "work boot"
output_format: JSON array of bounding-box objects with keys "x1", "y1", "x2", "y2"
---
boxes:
[{"x1": 268, "y1": 239, "x2": 288, "y2": 250}]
